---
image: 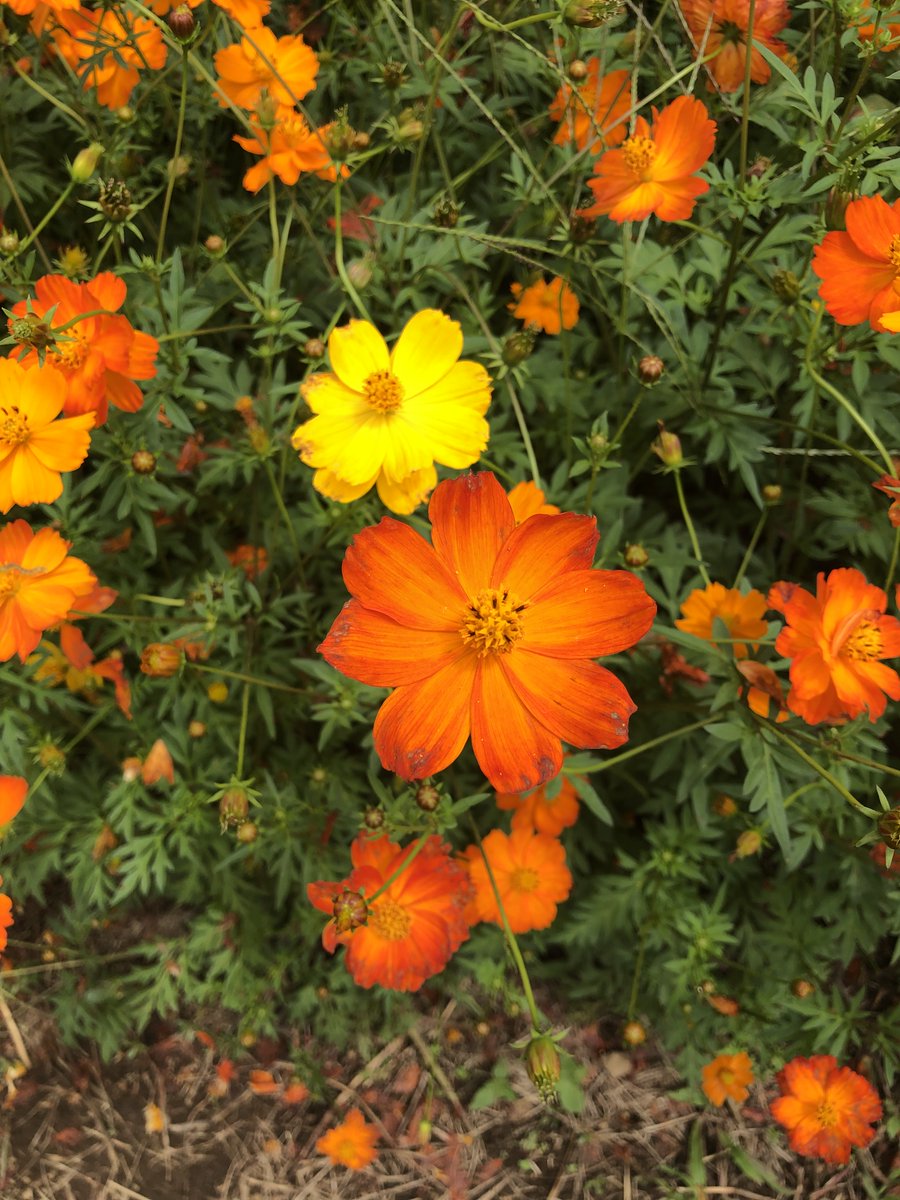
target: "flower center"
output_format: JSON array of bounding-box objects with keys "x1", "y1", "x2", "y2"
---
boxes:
[
  {"x1": 0, "y1": 568, "x2": 22, "y2": 603},
  {"x1": 51, "y1": 334, "x2": 89, "y2": 372},
  {"x1": 0, "y1": 406, "x2": 30, "y2": 446},
  {"x1": 841, "y1": 619, "x2": 883, "y2": 661},
  {"x1": 362, "y1": 369, "x2": 404, "y2": 414},
  {"x1": 368, "y1": 897, "x2": 411, "y2": 941},
  {"x1": 720, "y1": 1068, "x2": 735, "y2": 1085},
  {"x1": 460, "y1": 587, "x2": 526, "y2": 656},
  {"x1": 889, "y1": 234, "x2": 900, "y2": 273},
  {"x1": 815, "y1": 1099, "x2": 838, "y2": 1128},
  {"x1": 510, "y1": 866, "x2": 540, "y2": 892},
  {"x1": 622, "y1": 135, "x2": 656, "y2": 175},
  {"x1": 719, "y1": 19, "x2": 743, "y2": 43}
]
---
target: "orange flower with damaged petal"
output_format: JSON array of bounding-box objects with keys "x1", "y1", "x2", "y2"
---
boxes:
[
  {"x1": 811, "y1": 196, "x2": 900, "y2": 333},
  {"x1": 0, "y1": 359, "x2": 94, "y2": 513},
  {"x1": 307, "y1": 834, "x2": 470, "y2": 992},
  {"x1": 771, "y1": 1055, "x2": 881, "y2": 1164},
  {"x1": 57, "y1": 7, "x2": 167, "y2": 109},
  {"x1": 583, "y1": 96, "x2": 715, "y2": 223},
  {"x1": 509, "y1": 277, "x2": 579, "y2": 335},
  {"x1": 0, "y1": 776, "x2": 28, "y2": 826},
  {"x1": 464, "y1": 828, "x2": 572, "y2": 933},
  {"x1": 319, "y1": 472, "x2": 656, "y2": 791},
  {"x1": 9, "y1": 273, "x2": 159, "y2": 425},
  {"x1": 507, "y1": 481, "x2": 560, "y2": 524},
  {"x1": 316, "y1": 1108, "x2": 379, "y2": 1170},
  {"x1": 214, "y1": 28, "x2": 318, "y2": 111},
  {"x1": 496, "y1": 774, "x2": 579, "y2": 836},
  {"x1": 678, "y1": 0, "x2": 790, "y2": 93},
  {"x1": 0, "y1": 519, "x2": 95, "y2": 663},
  {"x1": 676, "y1": 582, "x2": 768, "y2": 659},
  {"x1": 549, "y1": 62, "x2": 630, "y2": 154},
  {"x1": 701, "y1": 1051, "x2": 753, "y2": 1105},
  {"x1": 235, "y1": 112, "x2": 347, "y2": 192},
  {"x1": 771, "y1": 568, "x2": 900, "y2": 725}
]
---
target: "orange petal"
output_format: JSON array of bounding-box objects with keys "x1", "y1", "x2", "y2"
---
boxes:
[
  {"x1": 0, "y1": 776, "x2": 28, "y2": 825},
  {"x1": 470, "y1": 655, "x2": 562, "y2": 791},
  {"x1": 491, "y1": 513, "x2": 597, "y2": 600},
  {"x1": 319, "y1": 599, "x2": 467, "y2": 686},
  {"x1": 503, "y1": 652, "x2": 636, "y2": 749},
  {"x1": 429, "y1": 472, "x2": 515, "y2": 596},
  {"x1": 525, "y1": 569, "x2": 655, "y2": 657},
  {"x1": 373, "y1": 654, "x2": 477, "y2": 779}
]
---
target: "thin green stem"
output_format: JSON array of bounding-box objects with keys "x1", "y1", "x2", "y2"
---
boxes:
[
  {"x1": 764, "y1": 722, "x2": 880, "y2": 819},
  {"x1": 12, "y1": 62, "x2": 88, "y2": 130},
  {"x1": 262, "y1": 458, "x2": 300, "y2": 558},
  {"x1": 235, "y1": 681, "x2": 251, "y2": 778},
  {"x1": 22, "y1": 704, "x2": 115, "y2": 804},
  {"x1": 156, "y1": 51, "x2": 189, "y2": 260},
  {"x1": 267, "y1": 177, "x2": 281, "y2": 271},
  {"x1": 465, "y1": 4, "x2": 557, "y2": 30},
  {"x1": 188, "y1": 663, "x2": 308, "y2": 695},
  {"x1": 365, "y1": 832, "x2": 432, "y2": 905},
  {"x1": 674, "y1": 471, "x2": 711, "y2": 586},
  {"x1": 333, "y1": 179, "x2": 374, "y2": 321},
  {"x1": 570, "y1": 719, "x2": 714, "y2": 775},
  {"x1": 732, "y1": 507, "x2": 768, "y2": 588},
  {"x1": 787, "y1": 728, "x2": 900, "y2": 781},
  {"x1": 739, "y1": 0, "x2": 757, "y2": 183},
  {"x1": 885, "y1": 525, "x2": 900, "y2": 593},
  {"x1": 18, "y1": 182, "x2": 75, "y2": 254}
]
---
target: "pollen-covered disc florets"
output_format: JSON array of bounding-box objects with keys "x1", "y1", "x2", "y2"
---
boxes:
[{"x1": 461, "y1": 587, "x2": 526, "y2": 655}]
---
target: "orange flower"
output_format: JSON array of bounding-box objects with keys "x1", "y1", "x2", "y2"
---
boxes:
[
  {"x1": 227, "y1": 544, "x2": 269, "y2": 579},
  {"x1": 509, "y1": 277, "x2": 579, "y2": 335},
  {"x1": 307, "y1": 834, "x2": 471, "y2": 992},
  {"x1": 701, "y1": 1051, "x2": 753, "y2": 1105},
  {"x1": 319, "y1": 472, "x2": 656, "y2": 791},
  {"x1": 771, "y1": 1055, "x2": 882, "y2": 1164},
  {"x1": 0, "y1": 519, "x2": 95, "y2": 662},
  {"x1": 464, "y1": 828, "x2": 572, "y2": 933},
  {"x1": 214, "y1": 28, "x2": 318, "y2": 111},
  {"x1": 0, "y1": 359, "x2": 94, "y2": 512},
  {"x1": 235, "y1": 112, "x2": 346, "y2": 191},
  {"x1": 507, "y1": 481, "x2": 560, "y2": 524},
  {"x1": 771, "y1": 568, "x2": 900, "y2": 725},
  {"x1": 0, "y1": 776, "x2": 28, "y2": 826},
  {"x1": 496, "y1": 774, "x2": 579, "y2": 836},
  {"x1": 583, "y1": 96, "x2": 716, "y2": 224},
  {"x1": 316, "y1": 1108, "x2": 379, "y2": 1170},
  {"x1": 142, "y1": 739, "x2": 175, "y2": 786},
  {"x1": 676, "y1": 582, "x2": 768, "y2": 659},
  {"x1": 549, "y1": 62, "x2": 630, "y2": 154},
  {"x1": 149, "y1": 0, "x2": 270, "y2": 27},
  {"x1": 57, "y1": 7, "x2": 167, "y2": 109},
  {"x1": 736, "y1": 659, "x2": 790, "y2": 722},
  {"x1": 854, "y1": 2, "x2": 900, "y2": 51},
  {"x1": 678, "y1": 0, "x2": 790, "y2": 93},
  {"x1": 811, "y1": 196, "x2": 900, "y2": 333},
  {"x1": 9, "y1": 273, "x2": 159, "y2": 425},
  {"x1": 0, "y1": 880, "x2": 12, "y2": 953}
]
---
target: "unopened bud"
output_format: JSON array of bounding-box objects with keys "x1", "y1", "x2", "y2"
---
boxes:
[
  {"x1": 69, "y1": 142, "x2": 104, "y2": 184},
  {"x1": 219, "y1": 786, "x2": 250, "y2": 830},
  {"x1": 397, "y1": 109, "x2": 424, "y2": 141},
  {"x1": 207, "y1": 681, "x2": 229, "y2": 703},
  {"x1": 10, "y1": 313, "x2": 52, "y2": 351},
  {"x1": 563, "y1": 0, "x2": 623, "y2": 27},
  {"x1": 526, "y1": 1035, "x2": 561, "y2": 1102},
  {"x1": 346, "y1": 257, "x2": 373, "y2": 289},
  {"x1": 878, "y1": 806, "x2": 900, "y2": 851},
  {"x1": 622, "y1": 1020, "x2": 647, "y2": 1046},
  {"x1": 771, "y1": 268, "x2": 800, "y2": 304},
  {"x1": 0, "y1": 230, "x2": 20, "y2": 255},
  {"x1": 37, "y1": 742, "x2": 66, "y2": 774},
  {"x1": 380, "y1": 60, "x2": 407, "y2": 89},
  {"x1": 304, "y1": 337, "x2": 326, "y2": 358},
  {"x1": 747, "y1": 155, "x2": 771, "y2": 180},
  {"x1": 332, "y1": 889, "x2": 368, "y2": 934},
  {"x1": 433, "y1": 197, "x2": 460, "y2": 228},
  {"x1": 502, "y1": 329, "x2": 536, "y2": 366},
  {"x1": 415, "y1": 782, "x2": 440, "y2": 812},
  {"x1": 235, "y1": 820, "x2": 258, "y2": 843},
  {"x1": 248, "y1": 425, "x2": 271, "y2": 455},
  {"x1": 140, "y1": 642, "x2": 183, "y2": 678},
  {"x1": 824, "y1": 186, "x2": 858, "y2": 232},
  {"x1": 568, "y1": 58, "x2": 589, "y2": 80},
  {"x1": 131, "y1": 449, "x2": 157, "y2": 475},
  {"x1": 166, "y1": 4, "x2": 197, "y2": 41},
  {"x1": 638, "y1": 354, "x2": 664, "y2": 385},
  {"x1": 734, "y1": 829, "x2": 763, "y2": 858},
  {"x1": 713, "y1": 794, "x2": 737, "y2": 817},
  {"x1": 188, "y1": 720, "x2": 207, "y2": 738},
  {"x1": 623, "y1": 543, "x2": 649, "y2": 569},
  {"x1": 204, "y1": 234, "x2": 225, "y2": 255},
  {"x1": 651, "y1": 421, "x2": 682, "y2": 467},
  {"x1": 352, "y1": 131, "x2": 370, "y2": 151},
  {"x1": 363, "y1": 807, "x2": 385, "y2": 829},
  {"x1": 98, "y1": 179, "x2": 133, "y2": 223},
  {"x1": 762, "y1": 484, "x2": 782, "y2": 504},
  {"x1": 791, "y1": 978, "x2": 815, "y2": 999},
  {"x1": 324, "y1": 110, "x2": 356, "y2": 161}
]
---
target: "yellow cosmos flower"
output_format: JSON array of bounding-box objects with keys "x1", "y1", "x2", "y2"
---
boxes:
[{"x1": 291, "y1": 310, "x2": 492, "y2": 514}]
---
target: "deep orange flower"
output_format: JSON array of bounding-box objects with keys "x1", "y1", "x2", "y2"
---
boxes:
[
  {"x1": 771, "y1": 1055, "x2": 882, "y2": 1164},
  {"x1": 0, "y1": 880, "x2": 12, "y2": 953},
  {"x1": 509, "y1": 277, "x2": 579, "y2": 335},
  {"x1": 308, "y1": 834, "x2": 470, "y2": 992},
  {"x1": 771, "y1": 568, "x2": 900, "y2": 725},
  {"x1": 0, "y1": 359, "x2": 94, "y2": 512},
  {"x1": 701, "y1": 1051, "x2": 753, "y2": 1105},
  {"x1": 10, "y1": 273, "x2": 159, "y2": 425},
  {"x1": 0, "y1": 519, "x2": 95, "y2": 663},
  {"x1": 811, "y1": 196, "x2": 900, "y2": 333},
  {"x1": 214, "y1": 28, "x2": 318, "y2": 111},
  {"x1": 318, "y1": 472, "x2": 656, "y2": 791},
  {"x1": 235, "y1": 111, "x2": 345, "y2": 191},
  {"x1": 872, "y1": 473, "x2": 900, "y2": 527},
  {"x1": 854, "y1": 2, "x2": 900, "y2": 51},
  {"x1": 507, "y1": 481, "x2": 560, "y2": 524},
  {"x1": 549, "y1": 62, "x2": 630, "y2": 154},
  {"x1": 678, "y1": 0, "x2": 790, "y2": 93},
  {"x1": 227, "y1": 544, "x2": 269, "y2": 579},
  {"x1": 583, "y1": 96, "x2": 716, "y2": 224},
  {"x1": 0, "y1": 776, "x2": 28, "y2": 826},
  {"x1": 316, "y1": 1108, "x2": 379, "y2": 1170},
  {"x1": 57, "y1": 7, "x2": 167, "y2": 109},
  {"x1": 464, "y1": 828, "x2": 572, "y2": 933},
  {"x1": 496, "y1": 774, "x2": 579, "y2": 836},
  {"x1": 736, "y1": 659, "x2": 790, "y2": 722},
  {"x1": 676, "y1": 582, "x2": 768, "y2": 659}
]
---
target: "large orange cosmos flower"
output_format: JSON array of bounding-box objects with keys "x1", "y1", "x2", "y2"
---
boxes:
[
  {"x1": 57, "y1": 7, "x2": 167, "y2": 110},
  {"x1": 0, "y1": 359, "x2": 94, "y2": 513},
  {"x1": 701, "y1": 1051, "x2": 754, "y2": 1105},
  {"x1": 214, "y1": 28, "x2": 318, "y2": 111},
  {"x1": 0, "y1": 519, "x2": 95, "y2": 663},
  {"x1": 308, "y1": 834, "x2": 470, "y2": 992},
  {"x1": 509, "y1": 277, "x2": 579, "y2": 335},
  {"x1": 10, "y1": 273, "x2": 158, "y2": 424},
  {"x1": 464, "y1": 828, "x2": 572, "y2": 933},
  {"x1": 319, "y1": 472, "x2": 656, "y2": 791},
  {"x1": 549, "y1": 63, "x2": 630, "y2": 154},
  {"x1": 496, "y1": 774, "x2": 579, "y2": 836},
  {"x1": 770, "y1": 568, "x2": 900, "y2": 725},
  {"x1": 811, "y1": 196, "x2": 900, "y2": 333},
  {"x1": 0, "y1": 776, "x2": 28, "y2": 826},
  {"x1": 678, "y1": 0, "x2": 790, "y2": 93},
  {"x1": 316, "y1": 1109, "x2": 380, "y2": 1170},
  {"x1": 583, "y1": 96, "x2": 716, "y2": 224},
  {"x1": 771, "y1": 1055, "x2": 882, "y2": 1164},
  {"x1": 234, "y1": 112, "x2": 345, "y2": 192},
  {"x1": 676, "y1": 582, "x2": 768, "y2": 659}
]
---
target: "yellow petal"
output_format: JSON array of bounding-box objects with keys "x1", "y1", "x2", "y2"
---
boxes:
[
  {"x1": 375, "y1": 465, "x2": 437, "y2": 514},
  {"x1": 327, "y1": 319, "x2": 389, "y2": 392},
  {"x1": 403, "y1": 403, "x2": 489, "y2": 470},
  {"x1": 11, "y1": 448, "x2": 62, "y2": 506},
  {"x1": 390, "y1": 310, "x2": 463, "y2": 399},
  {"x1": 882, "y1": 310, "x2": 900, "y2": 332},
  {"x1": 300, "y1": 372, "x2": 369, "y2": 416},
  {"x1": 380, "y1": 420, "x2": 434, "y2": 482},
  {"x1": 408, "y1": 360, "x2": 492, "y2": 414},
  {"x1": 313, "y1": 467, "x2": 378, "y2": 503}
]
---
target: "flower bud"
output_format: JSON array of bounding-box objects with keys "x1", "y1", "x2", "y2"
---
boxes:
[
  {"x1": 10, "y1": 313, "x2": 53, "y2": 351},
  {"x1": 352, "y1": 131, "x2": 370, "y2": 151},
  {"x1": 346, "y1": 256, "x2": 373, "y2": 289},
  {"x1": 878, "y1": 805, "x2": 900, "y2": 851},
  {"x1": 332, "y1": 889, "x2": 369, "y2": 934},
  {"x1": 219, "y1": 786, "x2": 250, "y2": 830},
  {"x1": 415, "y1": 782, "x2": 440, "y2": 812},
  {"x1": 747, "y1": 155, "x2": 771, "y2": 180},
  {"x1": 188, "y1": 720, "x2": 207, "y2": 738},
  {"x1": 57, "y1": 245, "x2": 89, "y2": 278},
  {"x1": 771, "y1": 268, "x2": 800, "y2": 304},
  {"x1": 304, "y1": 337, "x2": 326, "y2": 358},
  {"x1": 568, "y1": 209, "x2": 596, "y2": 243},
  {"x1": 324, "y1": 110, "x2": 356, "y2": 161},
  {"x1": 37, "y1": 742, "x2": 66, "y2": 774},
  {"x1": 363, "y1": 807, "x2": 385, "y2": 829},
  {"x1": 712, "y1": 794, "x2": 737, "y2": 817},
  {"x1": 92, "y1": 823, "x2": 118, "y2": 862},
  {"x1": 248, "y1": 425, "x2": 271, "y2": 455},
  {"x1": 526, "y1": 1035, "x2": 561, "y2": 1102},
  {"x1": 563, "y1": 0, "x2": 623, "y2": 26},
  {"x1": 762, "y1": 484, "x2": 782, "y2": 504},
  {"x1": 651, "y1": 421, "x2": 682, "y2": 468},
  {"x1": 791, "y1": 978, "x2": 815, "y2": 999},
  {"x1": 166, "y1": 4, "x2": 197, "y2": 41},
  {"x1": 502, "y1": 329, "x2": 536, "y2": 366},
  {"x1": 396, "y1": 109, "x2": 424, "y2": 141},
  {"x1": 432, "y1": 197, "x2": 460, "y2": 228},
  {"x1": 824, "y1": 186, "x2": 858, "y2": 232},
  {"x1": 622, "y1": 1020, "x2": 647, "y2": 1046},
  {"x1": 98, "y1": 179, "x2": 133, "y2": 223},
  {"x1": 235, "y1": 820, "x2": 258, "y2": 843},
  {"x1": 638, "y1": 354, "x2": 664, "y2": 385},
  {"x1": 568, "y1": 58, "x2": 589, "y2": 80},
  {"x1": 131, "y1": 450, "x2": 157, "y2": 475},
  {"x1": 0, "y1": 230, "x2": 20, "y2": 255},
  {"x1": 69, "y1": 143, "x2": 104, "y2": 184},
  {"x1": 140, "y1": 642, "x2": 183, "y2": 678},
  {"x1": 623, "y1": 543, "x2": 649, "y2": 569},
  {"x1": 734, "y1": 829, "x2": 762, "y2": 858},
  {"x1": 207, "y1": 682, "x2": 229, "y2": 703},
  {"x1": 204, "y1": 234, "x2": 225, "y2": 255},
  {"x1": 380, "y1": 60, "x2": 407, "y2": 89}
]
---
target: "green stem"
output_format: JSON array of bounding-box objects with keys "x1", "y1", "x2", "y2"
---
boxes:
[
  {"x1": 188, "y1": 662, "x2": 308, "y2": 695},
  {"x1": 18, "y1": 181, "x2": 75, "y2": 254},
  {"x1": 885, "y1": 525, "x2": 900, "y2": 593},
  {"x1": 267, "y1": 177, "x2": 281, "y2": 271},
  {"x1": 235, "y1": 681, "x2": 251, "y2": 778},
  {"x1": 134, "y1": 593, "x2": 186, "y2": 606},
  {"x1": 465, "y1": 4, "x2": 557, "y2": 30},
  {"x1": 12, "y1": 62, "x2": 88, "y2": 130},
  {"x1": 674, "y1": 471, "x2": 711, "y2": 586},
  {"x1": 23, "y1": 704, "x2": 114, "y2": 804},
  {"x1": 333, "y1": 178, "x2": 374, "y2": 321},
  {"x1": 571, "y1": 719, "x2": 714, "y2": 775},
  {"x1": 787, "y1": 728, "x2": 900, "y2": 781},
  {"x1": 365, "y1": 832, "x2": 432, "y2": 904},
  {"x1": 732, "y1": 507, "x2": 768, "y2": 588},
  {"x1": 764, "y1": 722, "x2": 880, "y2": 819},
  {"x1": 262, "y1": 459, "x2": 300, "y2": 558},
  {"x1": 739, "y1": 0, "x2": 757, "y2": 183},
  {"x1": 156, "y1": 51, "x2": 189, "y2": 261}
]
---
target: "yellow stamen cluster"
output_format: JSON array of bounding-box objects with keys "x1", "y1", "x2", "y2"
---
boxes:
[
  {"x1": 816, "y1": 1100, "x2": 838, "y2": 1128},
  {"x1": 368, "y1": 898, "x2": 412, "y2": 941},
  {"x1": 841, "y1": 619, "x2": 883, "y2": 661},
  {"x1": 460, "y1": 587, "x2": 526, "y2": 655},
  {"x1": 0, "y1": 407, "x2": 30, "y2": 446},
  {"x1": 51, "y1": 335, "x2": 90, "y2": 371},
  {"x1": 509, "y1": 866, "x2": 540, "y2": 892},
  {"x1": 889, "y1": 234, "x2": 900, "y2": 272},
  {"x1": 622, "y1": 135, "x2": 656, "y2": 175},
  {"x1": 362, "y1": 369, "x2": 404, "y2": 414}
]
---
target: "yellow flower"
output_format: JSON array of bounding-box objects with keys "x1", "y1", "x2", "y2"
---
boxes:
[{"x1": 291, "y1": 310, "x2": 492, "y2": 514}]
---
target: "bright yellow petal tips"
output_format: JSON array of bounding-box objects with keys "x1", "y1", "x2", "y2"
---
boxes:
[{"x1": 291, "y1": 310, "x2": 492, "y2": 513}]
